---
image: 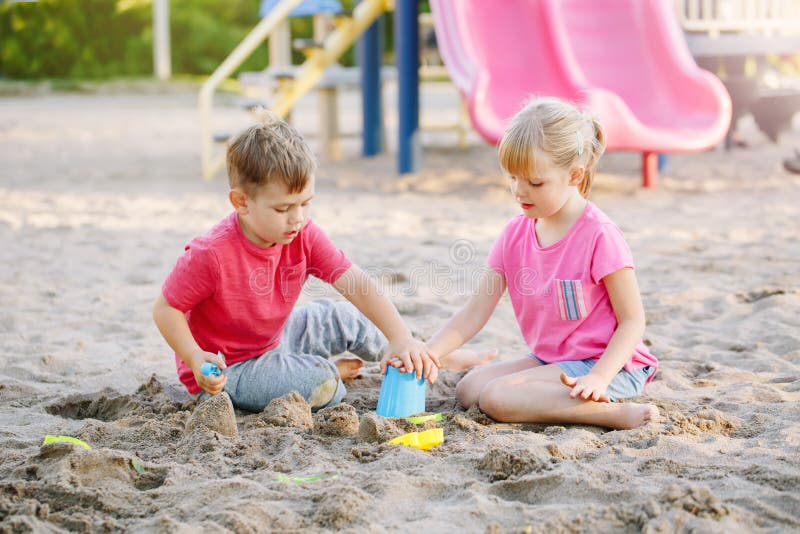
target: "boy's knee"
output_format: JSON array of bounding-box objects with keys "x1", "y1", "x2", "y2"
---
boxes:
[
  {"x1": 305, "y1": 298, "x2": 339, "y2": 317},
  {"x1": 331, "y1": 300, "x2": 364, "y2": 326},
  {"x1": 304, "y1": 358, "x2": 346, "y2": 409},
  {"x1": 308, "y1": 376, "x2": 344, "y2": 409},
  {"x1": 305, "y1": 299, "x2": 363, "y2": 330}
]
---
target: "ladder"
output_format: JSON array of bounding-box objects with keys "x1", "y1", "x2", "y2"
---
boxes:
[{"x1": 199, "y1": 0, "x2": 391, "y2": 179}]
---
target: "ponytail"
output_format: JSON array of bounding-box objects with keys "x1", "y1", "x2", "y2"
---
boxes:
[{"x1": 577, "y1": 115, "x2": 606, "y2": 198}]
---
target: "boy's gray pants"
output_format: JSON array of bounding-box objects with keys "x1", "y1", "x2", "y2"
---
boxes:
[{"x1": 200, "y1": 299, "x2": 387, "y2": 412}]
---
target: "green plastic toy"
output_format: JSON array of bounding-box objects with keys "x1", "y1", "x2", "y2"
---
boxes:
[
  {"x1": 42, "y1": 435, "x2": 91, "y2": 450},
  {"x1": 130, "y1": 456, "x2": 146, "y2": 474},
  {"x1": 406, "y1": 413, "x2": 443, "y2": 425},
  {"x1": 276, "y1": 473, "x2": 340, "y2": 483}
]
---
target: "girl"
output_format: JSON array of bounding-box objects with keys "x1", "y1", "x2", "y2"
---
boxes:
[{"x1": 430, "y1": 97, "x2": 659, "y2": 430}]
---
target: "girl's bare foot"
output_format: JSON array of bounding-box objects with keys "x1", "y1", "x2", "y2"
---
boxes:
[
  {"x1": 616, "y1": 402, "x2": 660, "y2": 429},
  {"x1": 333, "y1": 356, "x2": 363, "y2": 381},
  {"x1": 441, "y1": 349, "x2": 498, "y2": 372}
]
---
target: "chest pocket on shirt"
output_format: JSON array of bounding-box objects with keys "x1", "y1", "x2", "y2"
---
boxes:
[
  {"x1": 555, "y1": 279, "x2": 587, "y2": 321},
  {"x1": 279, "y1": 260, "x2": 307, "y2": 302}
]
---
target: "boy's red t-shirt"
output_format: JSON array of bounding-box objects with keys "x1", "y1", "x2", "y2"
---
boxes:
[{"x1": 162, "y1": 212, "x2": 352, "y2": 394}]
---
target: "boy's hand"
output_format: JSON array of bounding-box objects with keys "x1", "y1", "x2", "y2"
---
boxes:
[
  {"x1": 559, "y1": 372, "x2": 611, "y2": 403},
  {"x1": 380, "y1": 336, "x2": 441, "y2": 383},
  {"x1": 190, "y1": 350, "x2": 228, "y2": 396}
]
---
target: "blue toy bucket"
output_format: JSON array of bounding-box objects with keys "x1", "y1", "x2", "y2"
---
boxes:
[{"x1": 376, "y1": 366, "x2": 426, "y2": 418}]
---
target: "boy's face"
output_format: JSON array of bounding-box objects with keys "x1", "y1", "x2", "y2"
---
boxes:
[{"x1": 232, "y1": 177, "x2": 315, "y2": 247}]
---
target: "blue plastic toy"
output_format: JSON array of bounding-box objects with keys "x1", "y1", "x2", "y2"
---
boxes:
[
  {"x1": 376, "y1": 366, "x2": 426, "y2": 418},
  {"x1": 200, "y1": 362, "x2": 221, "y2": 377},
  {"x1": 201, "y1": 351, "x2": 226, "y2": 377}
]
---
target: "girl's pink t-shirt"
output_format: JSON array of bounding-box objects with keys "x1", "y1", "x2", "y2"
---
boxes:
[
  {"x1": 162, "y1": 213, "x2": 352, "y2": 394},
  {"x1": 487, "y1": 202, "x2": 657, "y2": 379}
]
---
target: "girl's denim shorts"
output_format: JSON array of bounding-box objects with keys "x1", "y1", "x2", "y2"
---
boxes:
[{"x1": 532, "y1": 355, "x2": 655, "y2": 401}]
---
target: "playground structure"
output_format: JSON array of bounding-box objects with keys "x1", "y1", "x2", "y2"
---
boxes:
[
  {"x1": 199, "y1": 0, "x2": 389, "y2": 179},
  {"x1": 677, "y1": 0, "x2": 800, "y2": 148},
  {"x1": 198, "y1": 0, "x2": 771, "y2": 187},
  {"x1": 429, "y1": 0, "x2": 732, "y2": 187},
  {"x1": 677, "y1": 0, "x2": 800, "y2": 55}
]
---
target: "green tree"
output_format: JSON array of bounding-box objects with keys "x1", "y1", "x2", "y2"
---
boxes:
[
  {"x1": 0, "y1": 0, "x2": 391, "y2": 80},
  {"x1": 0, "y1": 0, "x2": 151, "y2": 79}
]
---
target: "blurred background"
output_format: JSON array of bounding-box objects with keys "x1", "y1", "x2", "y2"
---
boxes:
[
  {"x1": 2, "y1": 1, "x2": 798, "y2": 144},
  {"x1": 0, "y1": 0, "x2": 384, "y2": 81},
  {"x1": 1, "y1": 0, "x2": 799, "y2": 179}
]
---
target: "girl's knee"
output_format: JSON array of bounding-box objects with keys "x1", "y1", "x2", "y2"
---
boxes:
[
  {"x1": 455, "y1": 366, "x2": 494, "y2": 409},
  {"x1": 454, "y1": 380, "x2": 470, "y2": 409},
  {"x1": 477, "y1": 381, "x2": 513, "y2": 421},
  {"x1": 455, "y1": 375, "x2": 481, "y2": 409}
]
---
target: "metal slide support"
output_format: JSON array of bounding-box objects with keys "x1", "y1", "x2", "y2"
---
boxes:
[
  {"x1": 153, "y1": 0, "x2": 171, "y2": 80},
  {"x1": 395, "y1": 0, "x2": 420, "y2": 174},
  {"x1": 360, "y1": 6, "x2": 383, "y2": 157},
  {"x1": 642, "y1": 151, "x2": 657, "y2": 188}
]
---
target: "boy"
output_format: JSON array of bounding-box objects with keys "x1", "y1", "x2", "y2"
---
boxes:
[{"x1": 153, "y1": 114, "x2": 440, "y2": 411}]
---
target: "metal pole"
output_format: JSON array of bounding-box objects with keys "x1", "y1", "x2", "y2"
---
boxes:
[
  {"x1": 395, "y1": 0, "x2": 420, "y2": 174},
  {"x1": 359, "y1": 5, "x2": 383, "y2": 156},
  {"x1": 642, "y1": 151, "x2": 657, "y2": 188},
  {"x1": 153, "y1": 0, "x2": 171, "y2": 80},
  {"x1": 270, "y1": 20, "x2": 292, "y2": 67}
]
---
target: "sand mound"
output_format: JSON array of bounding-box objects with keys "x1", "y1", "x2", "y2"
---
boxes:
[
  {"x1": 313, "y1": 403, "x2": 359, "y2": 436},
  {"x1": 258, "y1": 391, "x2": 313, "y2": 430},
  {"x1": 1, "y1": 90, "x2": 798, "y2": 531},
  {"x1": 185, "y1": 391, "x2": 238, "y2": 438}
]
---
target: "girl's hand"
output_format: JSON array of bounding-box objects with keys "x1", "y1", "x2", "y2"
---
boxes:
[
  {"x1": 190, "y1": 350, "x2": 228, "y2": 396},
  {"x1": 560, "y1": 372, "x2": 611, "y2": 403},
  {"x1": 380, "y1": 337, "x2": 441, "y2": 383},
  {"x1": 384, "y1": 355, "x2": 441, "y2": 385}
]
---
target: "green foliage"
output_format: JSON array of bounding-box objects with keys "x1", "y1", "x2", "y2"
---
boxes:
[
  {"x1": 168, "y1": 0, "x2": 268, "y2": 76},
  {"x1": 0, "y1": 0, "x2": 389, "y2": 80},
  {"x1": 0, "y1": 0, "x2": 151, "y2": 79},
  {"x1": 0, "y1": 0, "x2": 277, "y2": 80}
]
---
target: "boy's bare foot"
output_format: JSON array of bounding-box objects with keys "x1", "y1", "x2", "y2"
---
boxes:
[
  {"x1": 333, "y1": 356, "x2": 364, "y2": 381},
  {"x1": 441, "y1": 349, "x2": 498, "y2": 372},
  {"x1": 616, "y1": 402, "x2": 660, "y2": 429}
]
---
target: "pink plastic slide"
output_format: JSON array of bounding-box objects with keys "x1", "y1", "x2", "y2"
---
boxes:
[{"x1": 429, "y1": 0, "x2": 732, "y2": 186}]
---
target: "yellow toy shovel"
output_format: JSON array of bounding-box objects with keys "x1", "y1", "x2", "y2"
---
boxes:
[{"x1": 387, "y1": 428, "x2": 444, "y2": 450}]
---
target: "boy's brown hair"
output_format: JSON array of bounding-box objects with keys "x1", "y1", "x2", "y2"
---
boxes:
[{"x1": 226, "y1": 111, "x2": 316, "y2": 197}]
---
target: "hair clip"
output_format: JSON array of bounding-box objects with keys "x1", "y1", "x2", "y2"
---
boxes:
[{"x1": 576, "y1": 131, "x2": 584, "y2": 156}]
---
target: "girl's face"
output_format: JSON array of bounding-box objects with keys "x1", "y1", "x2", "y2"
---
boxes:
[{"x1": 509, "y1": 153, "x2": 580, "y2": 219}]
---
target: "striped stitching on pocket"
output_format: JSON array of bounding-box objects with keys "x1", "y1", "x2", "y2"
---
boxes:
[{"x1": 556, "y1": 279, "x2": 587, "y2": 320}]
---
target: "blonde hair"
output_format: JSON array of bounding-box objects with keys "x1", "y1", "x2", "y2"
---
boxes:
[
  {"x1": 498, "y1": 97, "x2": 606, "y2": 197},
  {"x1": 226, "y1": 110, "x2": 316, "y2": 197}
]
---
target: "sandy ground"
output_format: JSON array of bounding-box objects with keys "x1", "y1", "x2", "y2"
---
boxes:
[{"x1": 0, "y1": 84, "x2": 799, "y2": 533}]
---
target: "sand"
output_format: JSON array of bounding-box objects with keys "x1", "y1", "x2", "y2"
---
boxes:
[{"x1": 0, "y1": 84, "x2": 799, "y2": 532}]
